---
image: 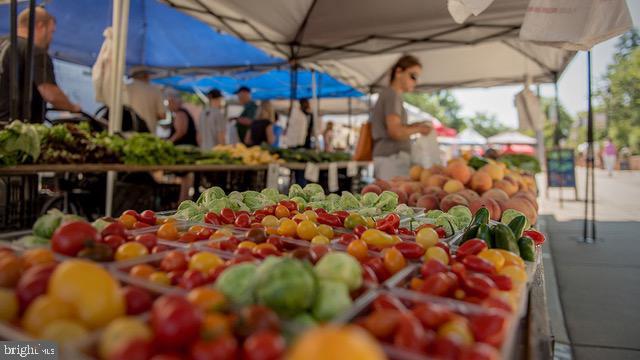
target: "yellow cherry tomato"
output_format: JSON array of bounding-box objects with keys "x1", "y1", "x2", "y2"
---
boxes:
[
  {"x1": 39, "y1": 319, "x2": 89, "y2": 346},
  {"x1": 495, "y1": 249, "x2": 525, "y2": 268},
  {"x1": 266, "y1": 227, "x2": 279, "y2": 236},
  {"x1": 423, "y1": 246, "x2": 449, "y2": 265},
  {"x1": 303, "y1": 210, "x2": 318, "y2": 223},
  {"x1": 297, "y1": 220, "x2": 319, "y2": 241},
  {"x1": 187, "y1": 287, "x2": 227, "y2": 312},
  {"x1": 416, "y1": 227, "x2": 438, "y2": 249},
  {"x1": 129, "y1": 264, "x2": 155, "y2": 279},
  {"x1": 238, "y1": 241, "x2": 257, "y2": 249},
  {"x1": 157, "y1": 222, "x2": 179, "y2": 240},
  {"x1": 115, "y1": 242, "x2": 149, "y2": 261},
  {"x1": 99, "y1": 317, "x2": 152, "y2": 360},
  {"x1": 364, "y1": 217, "x2": 376, "y2": 228},
  {"x1": 438, "y1": 319, "x2": 473, "y2": 346},
  {"x1": 278, "y1": 218, "x2": 298, "y2": 237},
  {"x1": 210, "y1": 228, "x2": 233, "y2": 240},
  {"x1": 347, "y1": 239, "x2": 369, "y2": 261},
  {"x1": 188, "y1": 225, "x2": 205, "y2": 234},
  {"x1": 382, "y1": 247, "x2": 406, "y2": 274},
  {"x1": 292, "y1": 213, "x2": 309, "y2": 222},
  {"x1": 0, "y1": 288, "x2": 18, "y2": 321},
  {"x1": 22, "y1": 295, "x2": 75, "y2": 336},
  {"x1": 499, "y1": 265, "x2": 527, "y2": 284},
  {"x1": 261, "y1": 215, "x2": 279, "y2": 228},
  {"x1": 311, "y1": 235, "x2": 331, "y2": 245},
  {"x1": 275, "y1": 205, "x2": 290, "y2": 219},
  {"x1": 119, "y1": 214, "x2": 137, "y2": 230},
  {"x1": 317, "y1": 224, "x2": 334, "y2": 239},
  {"x1": 361, "y1": 229, "x2": 395, "y2": 248},
  {"x1": 189, "y1": 252, "x2": 223, "y2": 272},
  {"x1": 148, "y1": 271, "x2": 171, "y2": 286},
  {"x1": 477, "y1": 249, "x2": 505, "y2": 271}
]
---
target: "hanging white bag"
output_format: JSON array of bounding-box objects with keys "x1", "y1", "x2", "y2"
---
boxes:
[{"x1": 411, "y1": 129, "x2": 442, "y2": 168}]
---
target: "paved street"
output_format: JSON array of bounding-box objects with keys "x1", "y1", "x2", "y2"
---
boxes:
[{"x1": 537, "y1": 168, "x2": 640, "y2": 360}]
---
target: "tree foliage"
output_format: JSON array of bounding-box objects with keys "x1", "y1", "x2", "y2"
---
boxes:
[
  {"x1": 465, "y1": 112, "x2": 510, "y2": 138},
  {"x1": 541, "y1": 97, "x2": 574, "y2": 149},
  {"x1": 404, "y1": 91, "x2": 465, "y2": 131},
  {"x1": 599, "y1": 29, "x2": 640, "y2": 154}
]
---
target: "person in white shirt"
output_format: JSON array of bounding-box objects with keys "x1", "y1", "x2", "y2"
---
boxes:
[
  {"x1": 125, "y1": 67, "x2": 165, "y2": 134},
  {"x1": 198, "y1": 89, "x2": 226, "y2": 150}
]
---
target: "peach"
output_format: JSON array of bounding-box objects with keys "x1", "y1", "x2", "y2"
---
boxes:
[
  {"x1": 456, "y1": 189, "x2": 480, "y2": 203},
  {"x1": 443, "y1": 179, "x2": 464, "y2": 194},
  {"x1": 427, "y1": 175, "x2": 449, "y2": 188},
  {"x1": 430, "y1": 164, "x2": 446, "y2": 175},
  {"x1": 503, "y1": 198, "x2": 537, "y2": 225},
  {"x1": 416, "y1": 195, "x2": 440, "y2": 211},
  {"x1": 374, "y1": 179, "x2": 391, "y2": 191},
  {"x1": 512, "y1": 192, "x2": 539, "y2": 211},
  {"x1": 439, "y1": 194, "x2": 469, "y2": 212},
  {"x1": 361, "y1": 184, "x2": 382, "y2": 195},
  {"x1": 408, "y1": 192, "x2": 422, "y2": 207},
  {"x1": 493, "y1": 180, "x2": 518, "y2": 196},
  {"x1": 391, "y1": 188, "x2": 408, "y2": 205},
  {"x1": 469, "y1": 198, "x2": 502, "y2": 221},
  {"x1": 409, "y1": 166, "x2": 423, "y2": 181},
  {"x1": 419, "y1": 169, "x2": 432, "y2": 186},
  {"x1": 470, "y1": 171, "x2": 492, "y2": 194},
  {"x1": 479, "y1": 163, "x2": 504, "y2": 181},
  {"x1": 482, "y1": 188, "x2": 509, "y2": 203},
  {"x1": 446, "y1": 162, "x2": 472, "y2": 184}
]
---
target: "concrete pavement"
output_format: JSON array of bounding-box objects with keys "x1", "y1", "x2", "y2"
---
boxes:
[{"x1": 537, "y1": 168, "x2": 640, "y2": 360}]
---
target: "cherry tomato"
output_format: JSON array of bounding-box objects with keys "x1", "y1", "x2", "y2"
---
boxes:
[
  {"x1": 393, "y1": 314, "x2": 433, "y2": 354},
  {"x1": 435, "y1": 227, "x2": 447, "y2": 238},
  {"x1": 277, "y1": 219, "x2": 297, "y2": 237},
  {"x1": 122, "y1": 286, "x2": 153, "y2": 315},
  {"x1": 51, "y1": 221, "x2": 99, "y2": 256},
  {"x1": 196, "y1": 228, "x2": 213, "y2": 240},
  {"x1": 431, "y1": 335, "x2": 462, "y2": 359},
  {"x1": 119, "y1": 214, "x2": 137, "y2": 229},
  {"x1": 161, "y1": 251, "x2": 188, "y2": 272},
  {"x1": 190, "y1": 336, "x2": 238, "y2": 360},
  {"x1": 189, "y1": 252, "x2": 223, "y2": 272},
  {"x1": 353, "y1": 224, "x2": 367, "y2": 238},
  {"x1": 157, "y1": 223, "x2": 179, "y2": 240},
  {"x1": 412, "y1": 302, "x2": 454, "y2": 329},
  {"x1": 424, "y1": 246, "x2": 449, "y2": 265},
  {"x1": 316, "y1": 213, "x2": 342, "y2": 228},
  {"x1": 334, "y1": 211, "x2": 350, "y2": 223},
  {"x1": 280, "y1": 200, "x2": 298, "y2": 212},
  {"x1": 139, "y1": 210, "x2": 156, "y2": 225},
  {"x1": 416, "y1": 227, "x2": 438, "y2": 249},
  {"x1": 179, "y1": 232, "x2": 198, "y2": 243},
  {"x1": 101, "y1": 222, "x2": 126, "y2": 238},
  {"x1": 242, "y1": 330, "x2": 286, "y2": 360},
  {"x1": 383, "y1": 247, "x2": 406, "y2": 274},
  {"x1": 102, "y1": 234, "x2": 126, "y2": 252},
  {"x1": 477, "y1": 249, "x2": 505, "y2": 271},
  {"x1": 115, "y1": 242, "x2": 149, "y2": 261},
  {"x1": 410, "y1": 277, "x2": 424, "y2": 291},
  {"x1": 311, "y1": 235, "x2": 330, "y2": 245},
  {"x1": 152, "y1": 244, "x2": 169, "y2": 254},
  {"x1": 459, "y1": 343, "x2": 501, "y2": 360},
  {"x1": 372, "y1": 293, "x2": 406, "y2": 311},
  {"x1": 266, "y1": 236, "x2": 284, "y2": 250},
  {"x1": 130, "y1": 264, "x2": 155, "y2": 279},
  {"x1": 364, "y1": 257, "x2": 391, "y2": 282},
  {"x1": 499, "y1": 265, "x2": 527, "y2": 284},
  {"x1": 338, "y1": 233, "x2": 358, "y2": 246},
  {"x1": 468, "y1": 313, "x2": 507, "y2": 347},
  {"x1": 360, "y1": 309, "x2": 402, "y2": 339},
  {"x1": 462, "y1": 255, "x2": 495, "y2": 274},
  {"x1": 15, "y1": 263, "x2": 55, "y2": 312},
  {"x1": 296, "y1": 220, "x2": 319, "y2": 241},
  {"x1": 361, "y1": 229, "x2": 397, "y2": 248},
  {"x1": 179, "y1": 270, "x2": 208, "y2": 290},
  {"x1": 421, "y1": 259, "x2": 448, "y2": 278},
  {"x1": 462, "y1": 273, "x2": 496, "y2": 299},
  {"x1": 523, "y1": 229, "x2": 545, "y2": 245},
  {"x1": 220, "y1": 208, "x2": 236, "y2": 224},
  {"x1": 398, "y1": 228, "x2": 415, "y2": 236},
  {"x1": 219, "y1": 237, "x2": 240, "y2": 252},
  {"x1": 234, "y1": 213, "x2": 251, "y2": 228},
  {"x1": 487, "y1": 273, "x2": 513, "y2": 291},
  {"x1": 438, "y1": 319, "x2": 474, "y2": 346},
  {"x1": 274, "y1": 205, "x2": 290, "y2": 219},
  {"x1": 261, "y1": 215, "x2": 279, "y2": 228},
  {"x1": 309, "y1": 245, "x2": 330, "y2": 263},
  {"x1": 135, "y1": 233, "x2": 157, "y2": 250},
  {"x1": 456, "y1": 239, "x2": 488, "y2": 260},
  {"x1": 149, "y1": 271, "x2": 171, "y2": 286},
  {"x1": 420, "y1": 272, "x2": 457, "y2": 297},
  {"x1": 347, "y1": 239, "x2": 368, "y2": 261},
  {"x1": 393, "y1": 242, "x2": 425, "y2": 259},
  {"x1": 204, "y1": 212, "x2": 221, "y2": 225}
]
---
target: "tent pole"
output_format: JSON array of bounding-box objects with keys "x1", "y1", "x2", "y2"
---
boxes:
[
  {"x1": 347, "y1": 97, "x2": 353, "y2": 149},
  {"x1": 534, "y1": 84, "x2": 544, "y2": 170},
  {"x1": 9, "y1": 0, "x2": 18, "y2": 121},
  {"x1": 311, "y1": 69, "x2": 319, "y2": 149},
  {"x1": 22, "y1": 0, "x2": 36, "y2": 121},
  {"x1": 582, "y1": 51, "x2": 596, "y2": 243}
]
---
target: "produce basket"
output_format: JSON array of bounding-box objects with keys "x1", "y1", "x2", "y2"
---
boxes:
[{"x1": 0, "y1": 174, "x2": 39, "y2": 231}]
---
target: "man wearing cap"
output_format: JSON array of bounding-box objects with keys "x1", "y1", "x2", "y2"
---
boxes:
[
  {"x1": 0, "y1": 7, "x2": 80, "y2": 124},
  {"x1": 198, "y1": 89, "x2": 226, "y2": 150},
  {"x1": 233, "y1": 86, "x2": 257, "y2": 144},
  {"x1": 125, "y1": 66, "x2": 165, "y2": 134}
]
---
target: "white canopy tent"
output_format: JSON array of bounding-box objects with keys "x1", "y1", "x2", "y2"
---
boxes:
[
  {"x1": 456, "y1": 128, "x2": 487, "y2": 145},
  {"x1": 162, "y1": 0, "x2": 576, "y2": 91},
  {"x1": 488, "y1": 131, "x2": 536, "y2": 145},
  {"x1": 271, "y1": 97, "x2": 369, "y2": 115}
]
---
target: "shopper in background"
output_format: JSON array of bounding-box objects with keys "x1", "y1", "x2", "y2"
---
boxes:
[
  {"x1": 371, "y1": 55, "x2": 431, "y2": 180},
  {"x1": 197, "y1": 89, "x2": 226, "y2": 150},
  {"x1": 244, "y1": 100, "x2": 276, "y2": 146},
  {"x1": 0, "y1": 7, "x2": 80, "y2": 125},
  {"x1": 125, "y1": 66, "x2": 165, "y2": 134},
  {"x1": 299, "y1": 99, "x2": 315, "y2": 149},
  {"x1": 233, "y1": 86, "x2": 257, "y2": 144},
  {"x1": 602, "y1": 137, "x2": 617, "y2": 177},
  {"x1": 323, "y1": 121, "x2": 335, "y2": 152},
  {"x1": 167, "y1": 93, "x2": 197, "y2": 146}
]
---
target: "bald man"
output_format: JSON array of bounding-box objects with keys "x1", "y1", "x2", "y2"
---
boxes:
[{"x1": 0, "y1": 7, "x2": 80, "y2": 124}]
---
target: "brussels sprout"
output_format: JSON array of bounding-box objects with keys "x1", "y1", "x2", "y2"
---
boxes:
[
  {"x1": 339, "y1": 191, "x2": 360, "y2": 210},
  {"x1": 435, "y1": 213, "x2": 458, "y2": 237},
  {"x1": 288, "y1": 184, "x2": 305, "y2": 199},
  {"x1": 197, "y1": 186, "x2": 226, "y2": 205},
  {"x1": 176, "y1": 200, "x2": 203, "y2": 219},
  {"x1": 375, "y1": 191, "x2": 399, "y2": 212},
  {"x1": 361, "y1": 192, "x2": 379, "y2": 207},
  {"x1": 311, "y1": 280, "x2": 352, "y2": 322},
  {"x1": 303, "y1": 184, "x2": 324, "y2": 199},
  {"x1": 254, "y1": 257, "x2": 317, "y2": 317},
  {"x1": 447, "y1": 205, "x2": 472, "y2": 228},
  {"x1": 16, "y1": 235, "x2": 50, "y2": 248},
  {"x1": 215, "y1": 263, "x2": 258, "y2": 307},
  {"x1": 314, "y1": 252, "x2": 362, "y2": 291},
  {"x1": 32, "y1": 209, "x2": 64, "y2": 238},
  {"x1": 394, "y1": 204, "x2": 415, "y2": 218},
  {"x1": 426, "y1": 209, "x2": 444, "y2": 219},
  {"x1": 242, "y1": 191, "x2": 272, "y2": 211},
  {"x1": 207, "y1": 198, "x2": 231, "y2": 214},
  {"x1": 290, "y1": 197, "x2": 307, "y2": 211},
  {"x1": 261, "y1": 188, "x2": 281, "y2": 203},
  {"x1": 357, "y1": 207, "x2": 380, "y2": 217}
]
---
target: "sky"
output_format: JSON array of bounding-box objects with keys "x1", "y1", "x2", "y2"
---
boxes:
[{"x1": 452, "y1": 0, "x2": 640, "y2": 128}]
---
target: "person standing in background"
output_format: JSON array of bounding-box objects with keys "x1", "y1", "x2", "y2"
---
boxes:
[
  {"x1": 323, "y1": 121, "x2": 335, "y2": 152},
  {"x1": 244, "y1": 100, "x2": 276, "y2": 146},
  {"x1": 233, "y1": 86, "x2": 257, "y2": 144},
  {"x1": 125, "y1": 66, "x2": 165, "y2": 134},
  {"x1": 197, "y1": 89, "x2": 226, "y2": 150},
  {"x1": 299, "y1": 99, "x2": 315, "y2": 149},
  {"x1": 167, "y1": 93, "x2": 197, "y2": 146},
  {"x1": 602, "y1": 137, "x2": 617, "y2": 177},
  {"x1": 0, "y1": 7, "x2": 80, "y2": 125},
  {"x1": 371, "y1": 54, "x2": 431, "y2": 180}
]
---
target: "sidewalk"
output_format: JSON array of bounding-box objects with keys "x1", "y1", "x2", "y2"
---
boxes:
[{"x1": 538, "y1": 168, "x2": 640, "y2": 360}]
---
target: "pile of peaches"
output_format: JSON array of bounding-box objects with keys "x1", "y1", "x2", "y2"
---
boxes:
[{"x1": 362, "y1": 158, "x2": 539, "y2": 225}]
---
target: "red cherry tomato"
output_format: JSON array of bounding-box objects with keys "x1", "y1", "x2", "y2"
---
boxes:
[
  {"x1": 196, "y1": 227, "x2": 213, "y2": 240},
  {"x1": 135, "y1": 233, "x2": 157, "y2": 250},
  {"x1": 523, "y1": 229, "x2": 545, "y2": 245},
  {"x1": 462, "y1": 273, "x2": 496, "y2": 299},
  {"x1": 16, "y1": 263, "x2": 56, "y2": 313},
  {"x1": 364, "y1": 257, "x2": 391, "y2": 282},
  {"x1": 461, "y1": 255, "x2": 495, "y2": 275},
  {"x1": 393, "y1": 314, "x2": 433, "y2": 354},
  {"x1": 220, "y1": 208, "x2": 236, "y2": 224},
  {"x1": 468, "y1": 313, "x2": 508, "y2": 347},
  {"x1": 103, "y1": 234, "x2": 126, "y2": 252},
  {"x1": 431, "y1": 336, "x2": 461, "y2": 360},
  {"x1": 338, "y1": 233, "x2": 358, "y2": 246},
  {"x1": 421, "y1": 259, "x2": 448, "y2": 278},
  {"x1": 353, "y1": 224, "x2": 367, "y2": 238},
  {"x1": 334, "y1": 210, "x2": 350, "y2": 222},
  {"x1": 190, "y1": 336, "x2": 238, "y2": 360},
  {"x1": 160, "y1": 251, "x2": 188, "y2": 272},
  {"x1": 101, "y1": 222, "x2": 127, "y2": 238},
  {"x1": 234, "y1": 213, "x2": 251, "y2": 228},
  {"x1": 51, "y1": 221, "x2": 99, "y2": 256},
  {"x1": 398, "y1": 227, "x2": 415, "y2": 236},
  {"x1": 242, "y1": 330, "x2": 285, "y2": 360},
  {"x1": 393, "y1": 242, "x2": 425, "y2": 259},
  {"x1": 360, "y1": 308, "x2": 402, "y2": 339},
  {"x1": 123, "y1": 209, "x2": 140, "y2": 219},
  {"x1": 420, "y1": 272, "x2": 457, "y2": 297},
  {"x1": 151, "y1": 295, "x2": 203, "y2": 350},
  {"x1": 317, "y1": 213, "x2": 342, "y2": 228},
  {"x1": 122, "y1": 286, "x2": 153, "y2": 315},
  {"x1": 179, "y1": 270, "x2": 208, "y2": 290},
  {"x1": 204, "y1": 212, "x2": 221, "y2": 225},
  {"x1": 435, "y1": 227, "x2": 447, "y2": 238},
  {"x1": 487, "y1": 273, "x2": 513, "y2": 291},
  {"x1": 456, "y1": 239, "x2": 488, "y2": 260},
  {"x1": 411, "y1": 303, "x2": 454, "y2": 329},
  {"x1": 133, "y1": 221, "x2": 151, "y2": 229},
  {"x1": 372, "y1": 293, "x2": 406, "y2": 311},
  {"x1": 179, "y1": 232, "x2": 198, "y2": 243},
  {"x1": 139, "y1": 210, "x2": 156, "y2": 225}
]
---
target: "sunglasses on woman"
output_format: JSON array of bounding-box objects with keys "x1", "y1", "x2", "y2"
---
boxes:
[{"x1": 409, "y1": 73, "x2": 419, "y2": 81}]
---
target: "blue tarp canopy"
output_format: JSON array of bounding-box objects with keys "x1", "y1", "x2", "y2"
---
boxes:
[
  {"x1": 154, "y1": 70, "x2": 363, "y2": 100},
  {"x1": 0, "y1": 0, "x2": 284, "y2": 70}
]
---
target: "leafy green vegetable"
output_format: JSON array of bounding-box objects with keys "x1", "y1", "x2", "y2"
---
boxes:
[
  {"x1": 394, "y1": 204, "x2": 415, "y2": 218},
  {"x1": 435, "y1": 213, "x2": 458, "y2": 237},
  {"x1": 255, "y1": 257, "x2": 317, "y2": 317},
  {"x1": 215, "y1": 263, "x2": 258, "y2": 307},
  {"x1": 32, "y1": 209, "x2": 64, "y2": 238},
  {"x1": 447, "y1": 205, "x2": 472, "y2": 228},
  {"x1": 261, "y1": 188, "x2": 281, "y2": 203},
  {"x1": 339, "y1": 192, "x2": 360, "y2": 210},
  {"x1": 375, "y1": 191, "x2": 399, "y2": 212},
  {"x1": 311, "y1": 280, "x2": 352, "y2": 322},
  {"x1": 197, "y1": 187, "x2": 226, "y2": 206},
  {"x1": 361, "y1": 192, "x2": 379, "y2": 207},
  {"x1": 426, "y1": 210, "x2": 444, "y2": 219},
  {"x1": 290, "y1": 197, "x2": 307, "y2": 211},
  {"x1": 0, "y1": 120, "x2": 42, "y2": 166},
  {"x1": 15, "y1": 235, "x2": 50, "y2": 248},
  {"x1": 314, "y1": 253, "x2": 362, "y2": 291},
  {"x1": 288, "y1": 184, "x2": 305, "y2": 199}
]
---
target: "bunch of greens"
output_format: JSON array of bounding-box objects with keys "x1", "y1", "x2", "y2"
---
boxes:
[
  {"x1": 267, "y1": 147, "x2": 351, "y2": 163},
  {"x1": 122, "y1": 133, "x2": 180, "y2": 165},
  {"x1": 0, "y1": 121, "x2": 44, "y2": 166},
  {"x1": 38, "y1": 123, "x2": 121, "y2": 164},
  {"x1": 499, "y1": 154, "x2": 541, "y2": 174}
]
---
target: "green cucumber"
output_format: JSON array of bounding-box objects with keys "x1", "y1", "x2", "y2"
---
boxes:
[
  {"x1": 493, "y1": 223, "x2": 520, "y2": 256},
  {"x1": 518, "y1": 236, "x2": 536, "y2": 261},
  {"x1": 508, "y1": 215, "x2": 528, "y2": 239},
  {"x1": 460, "y1": 224, "x2": 479, "y2": 244},
  {"x1": 471, "y1": 207, "x2": 490, "y2": 227},
  {"x1": 476, "y1": 223, "x2": 493, "y2": 248}
]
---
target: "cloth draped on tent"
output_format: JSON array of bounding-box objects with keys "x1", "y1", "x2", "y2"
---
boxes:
[{"x1": 488, "y1": 131, "x2": 536, "y2": 145}]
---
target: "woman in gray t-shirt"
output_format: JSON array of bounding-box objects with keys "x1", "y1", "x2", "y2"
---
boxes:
[{"x1": 371, "y1": 55, "x2": 432, "y2": 180}]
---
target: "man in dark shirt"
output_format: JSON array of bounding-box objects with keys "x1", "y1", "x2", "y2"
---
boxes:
[
  {"x1": 0, "y1": 7, "x2": 80, "y2": 125},
  {"x1": 299, "y1": 98, "x2": 315, "y2": 149},
  {"x1": 233, "y1": 86, "x2": 257, "y2": 144}
]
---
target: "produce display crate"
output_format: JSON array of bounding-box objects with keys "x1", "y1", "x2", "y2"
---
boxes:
[{"x1": 0, "y1": 174, "x2": 39, "y2": 231}]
